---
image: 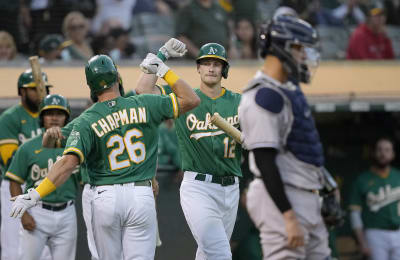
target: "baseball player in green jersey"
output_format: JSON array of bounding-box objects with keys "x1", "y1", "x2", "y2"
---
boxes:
[
  {"x1": 350, "y1": 137, "x2": 400, "y2": 260},
  {"x1": 137, "y1": 41, "x2": 242, "y2": 260},
  {"x1": 0, "y1": 69, "x2": 52, "y2": 260},
  {"x1": 6, "y1": 94, "x2": 79, "y2": 260},
  {"x1": 10, "y1": 54, "x2": 200, "y2": 260}
]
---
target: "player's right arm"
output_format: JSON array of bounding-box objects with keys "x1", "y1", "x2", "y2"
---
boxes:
[
  {"x1": 140, "y1": 53, "x2": 200, "y2": 115},
  {"x1": 7, "y1": 143, "x2": 36, "y2": 230}
]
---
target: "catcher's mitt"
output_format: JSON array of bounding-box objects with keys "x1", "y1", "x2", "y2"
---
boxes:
[{"x1": 320, "y1": 189, "x2": 345, "y2": 229}]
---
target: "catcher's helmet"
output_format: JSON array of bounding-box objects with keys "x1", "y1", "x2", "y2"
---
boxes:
[
  {"x1": 39, "y1": 94, "x2": 71, "y2": 127},
  {"x1": 259, "y1": 15, "x2": 319, "y2": 83},
  {"x1": 17, "y1": 69, "x2": 52, "y2": 96},
  {"x1": 85, "y1": 55, "x2": 123, "y2": 102},
  {"x1": 196, "y1": 43, "x2": 230, "y2": 79}
]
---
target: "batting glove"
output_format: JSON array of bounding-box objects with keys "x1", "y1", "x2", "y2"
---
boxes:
[
  {"x1": 10, "y1": 188, "x2": 40, "y2": 218},
  {"x1": 140, "y1": 53, "x2": 170, "y2": 78},
  {"x1": 158, "y1": 38, "x2": 187, "y2": 61}
]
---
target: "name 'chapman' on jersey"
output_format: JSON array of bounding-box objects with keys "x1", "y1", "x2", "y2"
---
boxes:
[{"x1": 91, "y1": 107, "x2": 147, "y2": 137}]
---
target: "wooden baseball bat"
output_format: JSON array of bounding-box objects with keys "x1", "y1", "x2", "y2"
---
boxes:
[
  {"x1": 29, "y1": 56, "x2": 47, "y2": 101},
  {"x1": 211, "y1": 113, "x2": 243, "y2": 144}
]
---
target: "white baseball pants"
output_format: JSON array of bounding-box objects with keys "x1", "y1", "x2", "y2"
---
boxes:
[
  {"x1": 246, "y1": 179, "x2": 331, "y2": 260},
  {"x1": 1, "y1": 180, "x2": 52, "y2": 260},
  {"x1": 180, "y1": 171, "x2": 239, "y2": 260},
  {"x1": 82, "y1": 184, "x2": 99, "y2": 260},
  {"x1": 365, "y1": 228, "x2": 400, "y2": 260},
  {"x1": 91, "y1": 183, "x2": 156, "y2": 260},
  {"x1": 18, "y1": 200, "x2": 77, "y2": 260}
]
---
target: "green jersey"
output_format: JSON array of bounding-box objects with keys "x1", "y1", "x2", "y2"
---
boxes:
[
  {"x1": 162, "y1": 86, "x2": 242, "y2": 177},
  {"x1": 0, "y1": 104, "x2": 42, "y2": 146},
  {"x1": 64, "y1": 94, "x2": 178, "y2": 186},
  {"x1": 349, "y1": 167, "x2": 400, "y2": 230},
  {"x1": 0, "y1": 104, "x2": 42, "y2": 174},
  {"x1": 5, "y1": 134, "x2": 79, "y2": 203}
]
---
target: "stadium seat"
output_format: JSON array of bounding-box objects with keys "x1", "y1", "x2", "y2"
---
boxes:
[
  {"x1": 317, "y1": 26, "x2": 350, "y2": 60},
  {"x1": 130, "y1": 13, "x2": 175, "y2": 57},
  {"x1": 386, "y1": 25, "x2": 400, "y2": 59}
]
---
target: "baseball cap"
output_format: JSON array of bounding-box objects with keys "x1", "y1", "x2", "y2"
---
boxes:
[
  {"x1": 367, "y1": 2, "x2": 385, "y2": 16},
  {"x1": 39, "y1": 34, "x2": 72, "y2": 53}
]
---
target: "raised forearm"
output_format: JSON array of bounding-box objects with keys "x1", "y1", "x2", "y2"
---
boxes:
[
  {"x1": 47, "y1": 154, "x2": 78, "y2": 187},
  {"x1": 135, "y1": 73, "x2": 160, "y2": 95}
]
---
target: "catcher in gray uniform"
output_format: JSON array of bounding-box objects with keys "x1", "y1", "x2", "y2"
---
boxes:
[{"x1": 239, "y1": 15, "x2": 337, "y2": 260}]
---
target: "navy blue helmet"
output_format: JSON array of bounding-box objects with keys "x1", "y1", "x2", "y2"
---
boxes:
[{"x1": 259, "y1": 15, "x2": 320, "y2": 83}]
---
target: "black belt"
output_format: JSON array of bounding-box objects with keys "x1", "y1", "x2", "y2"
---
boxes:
[
  {"x1": 195, "y1": 173, "x2": 236, "y2": 186},
  {"x1": 42, "y1": 201, "x2": 74, "y2": 212}
]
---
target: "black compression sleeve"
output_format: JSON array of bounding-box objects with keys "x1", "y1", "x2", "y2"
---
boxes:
[{"x1": 253, "y1": 148, "x2": 292, "y2": 213}]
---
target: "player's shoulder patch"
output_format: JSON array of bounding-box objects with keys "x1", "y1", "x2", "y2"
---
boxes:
[{"x1": 255, "y1": 87, "x2": 284, "y2": 114}]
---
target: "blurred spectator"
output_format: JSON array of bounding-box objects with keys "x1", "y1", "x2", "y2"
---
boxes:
[
  {"x1": 217, "y1": 0, "x2": 258, "y2": 24},
  {"x1": 62, "y1": 11, "x2": 93, "y2": 61},
  {"x1": 175, "y1": 0, "x2": 230, "y2": 58},
  {"x1": 109, "y1": 27, "x2": 136, "y2": 60},
  {"x1": 332, "y1": 0, "x2": 366, "y2": 26},
  {"x1": 91, "y1": 0, "x2": 137, "y2": 35},
  {"x1": 132, "y1": 0, "x2": 171, "y2": 15},
  {"x1": 347, "y1": 3, "x2": 394, "y2": 60},
  {"x1": 230, "y1": 18, "x2": 257, "y2": 59},
  {"x1": 0, "y1": 31, "x2": 18, "y2": 61},
  {"x1": 384, "y1": 0, "x2": 400, "y2": 25},
  {"x1": 38, "y1": 34, "x2": 72, "y2": 62},
  {"x1": 91, "y1": 35, "x2": 114, "y2": 55},
  {"x1": 0, "y1": 1, "x2": 26, "y2": 53},
  {"x1": 306, "y1": 0, "x2": 344, "y2": 26},
  {"x1": 280, "y1": 0, "x2": 313, "y2": 19},
  {"x1": 349, "y1": 137, "x2": 400, "y2": 260}
]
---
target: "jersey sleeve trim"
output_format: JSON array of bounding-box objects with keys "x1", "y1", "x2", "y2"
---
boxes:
[
  {"x1": 5, "y1": 172, "x2": 25, "y2": 184},
  {"x1": 169, "y1": 93, "x2": 179, "y2": 119},
  {"x1": 0, "y1": 139, "x2": 18, "y2": 145},
  {"x1": 64, "y1": 147, "x2": 84, "y2": 164},
  {"x1": 156, "y1": 84, "x2": 166, "y2": 95},
  {"x1": 349, "y1": 204, "x2": 362, "y2": 211}
]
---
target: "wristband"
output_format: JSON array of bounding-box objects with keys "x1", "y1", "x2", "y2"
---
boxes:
[
  {"x1": 157, "y1": 51, "x2": 167, "y2": 62},
  {"x1": 163, "y1": 70, "x2": 180, "y2": 86},
  {"x1": 35, "y1": 177, "x2": 56, "y2": 198}
]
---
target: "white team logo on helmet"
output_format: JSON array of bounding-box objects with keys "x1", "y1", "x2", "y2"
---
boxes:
[
  {"x1": 51, "y1": 97, "x2": 60, "y2": 105},
  {"x1": 208, "y1": 47, "x2": 217, "y2": 55}
]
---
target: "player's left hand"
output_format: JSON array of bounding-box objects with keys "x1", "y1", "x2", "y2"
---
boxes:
[
  {"x1": 10, "y1": 188, "x2": 40, "y2": 218},
  {"x1": 140, "y1": 53, "x2": 170, "y2": 77},
  {"x1": 159, "y1": 38, "x2": 187, "y2": 59}
]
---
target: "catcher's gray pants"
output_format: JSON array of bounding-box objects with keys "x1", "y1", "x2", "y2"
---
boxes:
[{"x1": 246, "y1": 179, "x2": 331, "y2": 260}]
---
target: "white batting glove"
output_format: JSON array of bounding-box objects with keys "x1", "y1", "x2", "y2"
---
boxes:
[
  {"x1": 10, "y1": 188, "x2": 40, "y2": 218},
  {"x1": 159, "y1": 38, "x2": 187, "y2": 59},
  {"x1": 140, "y1": 53, "x2": 170, "y2": 78}
]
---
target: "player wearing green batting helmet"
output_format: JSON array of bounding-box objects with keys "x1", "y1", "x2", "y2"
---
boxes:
[
  {"x1": 85, "y1": 54, "x2": 125, "y2": 102},
  {"x1": 196, "y1": 43, "x2": 230, "y2": 78},
  {"x1": 39, "y1": 94, "x2": 71, "y2": 127},
  {"x1": 17, "y1": 69, "x2": 52, "y2": 96}
]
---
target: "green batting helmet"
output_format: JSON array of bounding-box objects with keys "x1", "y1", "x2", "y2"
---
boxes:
[
  {"x1": 39, "y1": 94, "x2": 71, "y2": 127},
  {"x1": 85, "y1": 55, "x2": 119, "y2": 102},
  {"x1": 196, "y1": 43, "x2": 230, "y2": 78},
  {"x1": 17, "y1": 69, "x2": 52, "y2": 96}
]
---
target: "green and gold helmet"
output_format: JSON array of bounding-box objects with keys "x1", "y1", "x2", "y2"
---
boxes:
[
  {"x1": 39, "y1": 94, "x2": 71, "y2": 127},
  {"x1": 85, "y1": 55, "x2": 118, "y2": 101},
  {"x1": 17, "y1": 69, "x2": 52, "y2": 96},
  {"x1": 196, "y1": 43, "x2": 230, "y2": 78}
]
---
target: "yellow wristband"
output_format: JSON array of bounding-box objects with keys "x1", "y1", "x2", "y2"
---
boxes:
[
  {"x1": 163, "y1": 70, "x2": 180, "y2": 86},
  {"x1": 35, "y1": 177, "x2": 56, "y2": 198}
]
